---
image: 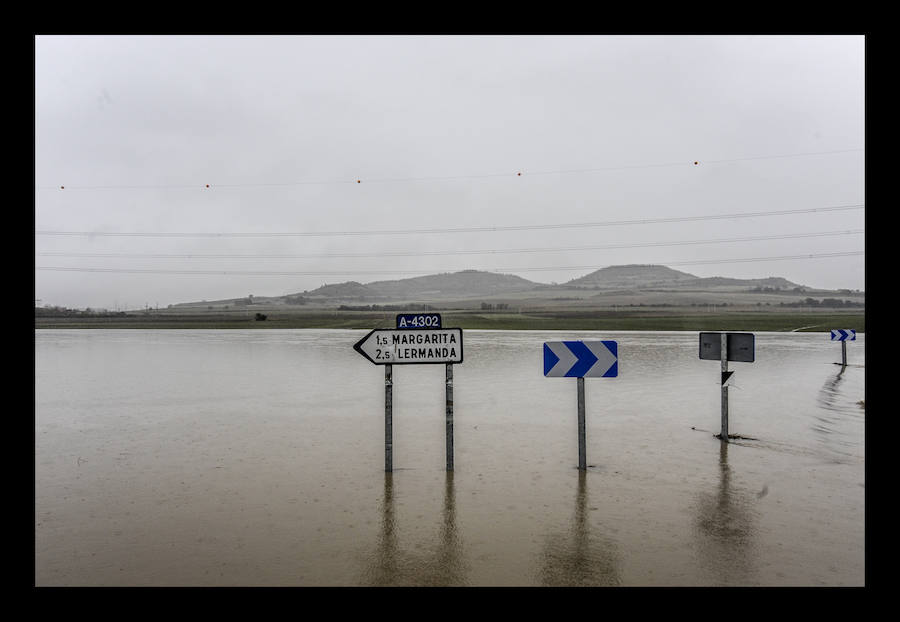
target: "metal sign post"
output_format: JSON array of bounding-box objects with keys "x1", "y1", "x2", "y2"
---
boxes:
[
  {"x1": 543, "y1": 340, "x2": 618, "y2": 470},
  {"x1": 577, "y1": 377, "x2": 587, "y2": 470},
  {"x1": 446, "y1": 363, "x2": 454, "y2": 472},
  {"x1": 720, "y1": 333, "x2": 729, "y2": 442},
  {"x1": 830, "y1": 329, "x2": 856, "y2": 366},
  {"x1": 699, "y1": 332, "x2": 755, "y2": 442},
  {"x1": 385, "y1": 364, "x2": 393, "y2": 472},
  {"x1": 355, "y1": 324, "x2": 463, "y2": 472}
]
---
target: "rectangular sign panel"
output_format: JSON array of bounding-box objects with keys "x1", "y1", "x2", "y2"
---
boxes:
[
  {"x1": 396, "y1": 313, "x2": 442, "y2": 329},
  {"x1": 354, "y1": 328, "x2": 463, "y2": 365},
  {"x1": 543, "y1": 341, "x2": 618, "y2": 377},
  {"x1": 830, "y1": 329, "x2": 856, "y2": 341},
  {"x1": 699, "y1": 332, "x2": 755, "y2": 363}
]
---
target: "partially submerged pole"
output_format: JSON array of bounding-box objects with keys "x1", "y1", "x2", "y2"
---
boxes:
[
  {"x1": 720, "y1": 333, "x2": 729, "y2": 442},
  {"x1": 385, "y1": 363, "x2": 393, "y2": 472},
  {"x1": 577, "y1": 376, "x2": 586, "y2": 470},
  {"x1": 446, "y1": 363, "x2": 454, "y2": 471}
]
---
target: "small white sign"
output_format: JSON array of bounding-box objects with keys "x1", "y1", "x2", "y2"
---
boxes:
[{"x1": 354, "y1": 328, "x2": 463, "y2": 365}]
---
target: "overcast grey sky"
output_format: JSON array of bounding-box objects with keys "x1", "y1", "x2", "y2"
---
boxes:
[{"x1": 35, "y1": 35, "x2": 864, "y2": 310}]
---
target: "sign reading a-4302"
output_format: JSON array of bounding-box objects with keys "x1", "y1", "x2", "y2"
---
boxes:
[{"x1": 396, "y1": 313, "x2": 442, "y2": 329}]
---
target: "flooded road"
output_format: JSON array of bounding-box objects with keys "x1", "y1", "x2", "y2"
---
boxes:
[{"x1": 34, "y1": 329, "x2": 865, "y2": 586}]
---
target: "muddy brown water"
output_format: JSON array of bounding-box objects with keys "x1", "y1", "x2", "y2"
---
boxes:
[{"x1": 35, "y1": 329, "x2": 864, "y2": 586}]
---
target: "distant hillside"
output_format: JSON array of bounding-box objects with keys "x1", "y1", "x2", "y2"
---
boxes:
[
  {"x1": 565, "y1": 265, "x2": 699, "y2": 288},
  {"x1": 689, "y1": 275, "x2": 801, "y2": 289},
  {"x1": 172, "y1": 265, "x2": 845, "y2": 309},
  {"x1": 305, "y1": 281, "x2": 376, "y2": 298},
  {"x1": 565, "y1": 264, "x2": 802, "y2": 291},
  {"x1": 302, "y1": 270, "x2": 538, "y2": 301}
]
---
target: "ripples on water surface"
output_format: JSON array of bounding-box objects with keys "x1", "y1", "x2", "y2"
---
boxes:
[{"x1": 35, "y1": 329, "x2": 864, "y2": 586}]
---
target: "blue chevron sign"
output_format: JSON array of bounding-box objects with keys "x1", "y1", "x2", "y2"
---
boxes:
[
  {"x1": 543, "y1": 341, "x2": 618, "y2": 378},
  {"x1": 830, "y1": 329, "x2": 856, "y2": 341}
]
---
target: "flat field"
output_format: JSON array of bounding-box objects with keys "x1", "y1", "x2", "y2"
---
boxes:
[{"x1": 34, "y1": 306, "x2": 865, "y2": 333}]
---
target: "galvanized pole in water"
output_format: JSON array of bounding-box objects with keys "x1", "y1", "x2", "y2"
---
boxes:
[
  {"x1": 842, "y1": 340, "x2": 848, "y2": 367},
  {"x1": 577, "y1": 376, "x2": 586, "y2": 470},
  {"x1": 720, "y1": 333, "x2": 729, "y2": 442},
  {"x1": 446, "y1": 363, "x2": 454, "y2": 471},
  {"x1": 385, "y1": 363, "x2": 393, "y2": 472}
]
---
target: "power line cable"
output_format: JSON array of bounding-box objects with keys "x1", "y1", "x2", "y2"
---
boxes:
[
  {"x1": 35, "y1": 229, "x2": 864, "y2": 260},
  {"x1": 35, "y1": 204, "x2": 864, "y2": 238},
  {"x1": 35, "y1": 251, "x2": 864, "y2": 277},
  {"x1": 35, "y1": 148, "x2": 863, "y2": 191}
]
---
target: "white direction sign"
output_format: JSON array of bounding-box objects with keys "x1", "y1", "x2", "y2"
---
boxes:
[
  {"x1": 354, "y1": 328, "x2": 463, "y2": 365},
  {"x1": 543, "y1": 340, "x2": 618, "y2": 378}
]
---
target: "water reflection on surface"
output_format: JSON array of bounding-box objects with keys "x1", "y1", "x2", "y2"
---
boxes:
[
  {"x1": 539, "y1": 470, "x2": 620, "y2": 586},
  {"x1": 362, "y1": 472, "x2": 466, "y2": 586},
  {"x1": 693, "y1": 442, "x2": 758, "y2": 585},
  {"x1": 817, "y1": 364, "x2": 847, "y2": 414},
  {"x1": 813, "y1": 365, "x2": 865, "y2": 463}
]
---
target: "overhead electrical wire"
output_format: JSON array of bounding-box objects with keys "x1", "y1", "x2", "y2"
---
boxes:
[
  {"x1": 35, "y1": 147, "x2": 863, "y2": 191},
  {"x1": 35, "y1": 251, "x2": 865, "y2": 277},
  {"x1": 36, "y1": 229, "x2": 864, "y2": 260},
  {"x1": 35, "y1": 204, "x2": 864, "y2": 239}
]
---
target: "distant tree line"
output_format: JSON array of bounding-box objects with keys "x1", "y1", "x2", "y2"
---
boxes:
[
  {"x1": 748, "y1": 286, "x2": 863, "y2": 297},
  {"x1": 35, "y1": 306, "x2": 127, "y2": 318},
  {"x1": 533, "y1": 284, "x2": 601, "y2": 290},
  {"x1": 480, "y1": 303, "x2": 510, "y2": 311},
  {"x1": 338, "y1": 303, "x2": 437, "y2": 311},
  {"x1": 780, "y1": 298, "x2": 864, "y2": 308}
]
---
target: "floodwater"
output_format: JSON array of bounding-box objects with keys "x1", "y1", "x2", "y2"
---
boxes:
[{"x1": 34, "y1": 329, "x2": 865, "y2": 586}]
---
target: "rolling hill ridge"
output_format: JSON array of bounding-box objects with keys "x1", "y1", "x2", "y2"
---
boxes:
[{"x1": 173, "y1": 264, "x2": 854, "y2": 308}]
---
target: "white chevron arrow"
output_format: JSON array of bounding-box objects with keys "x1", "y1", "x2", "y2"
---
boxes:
[
  {"x1": 584, "y1": 341, "x2": 618, "y2": 377},
  {"x1": 544, "y1": 341, "x2": 578, "y2": 377}
]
